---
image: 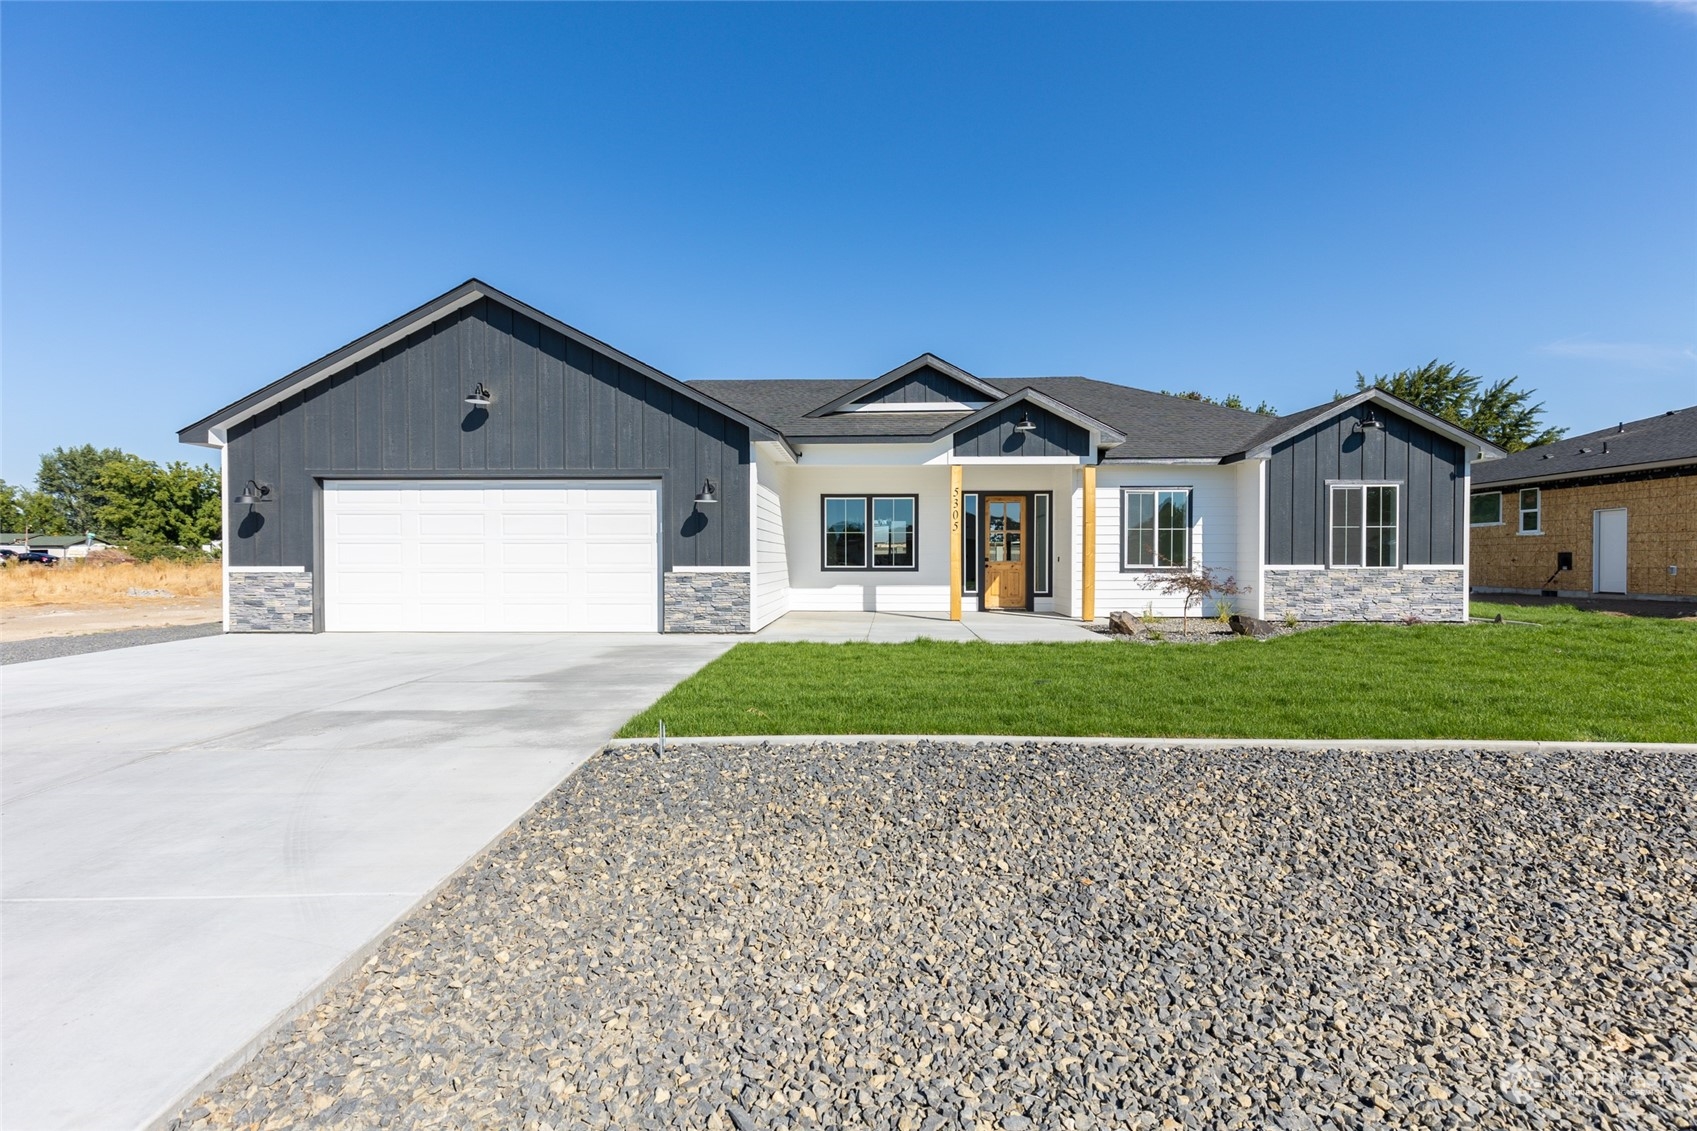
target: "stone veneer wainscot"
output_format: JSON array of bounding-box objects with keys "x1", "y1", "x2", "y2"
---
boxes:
[
  {"x1": 229, "y1": 570, "x2": 315, "y2": 632},
  {"x1": 663, "y1": 571, "x2": 751, "y2": 633},
  {"x1": 1263, "y1": 568, "x2": 1466, "y2": 623}
]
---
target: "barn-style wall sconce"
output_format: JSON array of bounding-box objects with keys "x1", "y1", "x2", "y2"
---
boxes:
[
  {"x1": 236, "y1": 480, "x2": 273, "y2": 505},
  {"x1": 694, "y1": 478, "x2": 719, "y2": 506},
  {"x1": 1013, "y1": 411, "x2": 1038, "y2": 433},
  {"x1": 464, "y1": 382, "x2": 494, "y2": 407},
  {"x1": 1354, "y1": 410, "x2": 1385, "y2": 433}
]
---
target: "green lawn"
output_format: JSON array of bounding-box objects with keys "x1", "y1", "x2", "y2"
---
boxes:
[{"x1": 619, "y1": 601, "x2": 1697, "y2": 742}]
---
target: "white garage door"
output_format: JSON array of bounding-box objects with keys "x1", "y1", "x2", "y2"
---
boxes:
[{"x1": 323, "y1": 480, "x2": 659, "y2": 632}]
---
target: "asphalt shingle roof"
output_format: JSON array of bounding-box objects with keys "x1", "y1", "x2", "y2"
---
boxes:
[
  {"x1": 688, "y1": 376, "x2": 1280, "y2": 458},
  {"x1": 1472, "y1": 406, "x2": 1697, "y2": 487}
]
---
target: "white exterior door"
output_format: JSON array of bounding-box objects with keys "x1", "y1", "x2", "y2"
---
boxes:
[
  {"x1": 323, "y1": 480, "x2": 659, "y2": 632},
  {"x1": 1594, "y1": 508, "x2": 1627, "y2": 594}
]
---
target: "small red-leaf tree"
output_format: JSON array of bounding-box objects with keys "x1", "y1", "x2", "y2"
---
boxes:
[{"x1": 1155, "y1": 566, "x2": 1242, "y2": 634}]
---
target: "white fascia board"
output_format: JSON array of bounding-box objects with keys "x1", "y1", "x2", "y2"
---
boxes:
[
  {"x1": 218, "y1": 436, "x2": 230, "y2": 632},
  {"x1": 755, "y1": 439, "x2": 799, "y2": 465},
  {"x1": 1101, "y1": 457, "x2": 1225, "y2": 465}
]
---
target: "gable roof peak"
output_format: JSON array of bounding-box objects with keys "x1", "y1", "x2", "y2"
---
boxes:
[{"x1": 804, "y1": 353, "x2": 1005, "y2": 417}]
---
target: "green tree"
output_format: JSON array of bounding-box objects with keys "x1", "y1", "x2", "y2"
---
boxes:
[
  {"x1": 34, "y1": 445, "x2": 128, "y2": 536},
  {"x1": 0, "y1": 481, "x2": 24, "y2": 531},
  {"x1": 1161, "y1": 390, "x2": 1277, "y2": 415},
  {"x1": 1354, "y1": 362, "x2": 1565, "y2": 452},
  {"x1": 94, "y1": 456, "x2": 221, "y2": 553}
]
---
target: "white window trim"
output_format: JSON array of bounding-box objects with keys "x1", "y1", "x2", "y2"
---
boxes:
[
  {"x1": 1470, "y1": 491, "x2": 1504, "y2": 527},
  {"x1": 1517, "y1": 488, "x2": 1542, "y2": 535},
  {"x1": 1120, "y1": 486, "x2": 1194, "y2": 571},
  {"x1": 1327, "y1": 481, "x2": 1401, "y2": 569}
]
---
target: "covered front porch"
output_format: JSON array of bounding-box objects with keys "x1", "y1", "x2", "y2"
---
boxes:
[{"x1": 764, "y1": 457, "x2": 1104, "y2": 623}]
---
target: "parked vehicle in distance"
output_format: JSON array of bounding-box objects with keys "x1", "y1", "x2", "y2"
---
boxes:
[
  {"x1": 12, "y1": 549, "x2": 59, "y2": 565},
  {"x1": 0, "y1": 548, "x2": 16, "y2": 560}
]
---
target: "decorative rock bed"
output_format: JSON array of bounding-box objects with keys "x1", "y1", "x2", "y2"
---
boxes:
[{"x1": 171, "y1": 741, "x2": 1696, "y2": 1130}]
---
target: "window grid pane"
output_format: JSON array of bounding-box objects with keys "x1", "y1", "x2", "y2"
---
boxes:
[
  {"x1": 1124, "y1": 491, "x2": 1155, "y2": 566},
  {"x1": 1519, "y1": 488, "x2": 1540, "y2": 533},
  {"x1": 1470, "y1": 492, "x2": 1501, "y2": 526},
  {"x1": 1365, "y1": 485, "x2": 1397, "y2": 567},
  {"x1": 824, "y1": 497, "x2": 867, "y2": 568},
  {"x1": 872, "y1": 497, "x2": 915, "y2": 568},
  {"x1": 1157, "y1": 491, "x2": 1189, "y2": 568},
  {"x1": 1331, "y1": 486, "x2": 1363, "y2": 566}
]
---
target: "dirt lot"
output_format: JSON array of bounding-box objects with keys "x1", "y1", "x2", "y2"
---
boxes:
[
  {"x1": 0, "y1": 560, "x2": 222, "y2": 640},
  {"x1": 0, "y1": 597, "x2": 221, "y2": 641}
]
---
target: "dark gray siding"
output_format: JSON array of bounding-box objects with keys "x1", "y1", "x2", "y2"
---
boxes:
[
  {"x1": 1265, "y1": 403, "x2": 1465, "y2": 565},
  {"x1": 855, "y1": 366, "x2": 988, "y2": 406},
  {"x1": 227, "y1": 298, "x2": 749, "y2": 570},
  {"x1": 953, "y1": 403, "x2": 1090, "y2": 458}
]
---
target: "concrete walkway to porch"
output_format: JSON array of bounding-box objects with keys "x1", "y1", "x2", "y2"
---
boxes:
[{"x1": 755, "y1": 610, "x2": 1108, "y2": 643}]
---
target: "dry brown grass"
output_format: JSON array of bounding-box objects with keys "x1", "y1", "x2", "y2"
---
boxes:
[{"x1": 0, "y1": 559, "x2": 222, "y2": 608}]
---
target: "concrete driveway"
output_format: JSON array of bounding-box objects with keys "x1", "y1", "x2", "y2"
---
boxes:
[{"x1": 1, "y1": 631, "x2": 733, "y2": 1131}]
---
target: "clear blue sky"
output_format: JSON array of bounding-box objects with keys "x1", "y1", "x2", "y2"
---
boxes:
[{"x1": 3, "y1": 2, "x2": 1693, "y2": 485}]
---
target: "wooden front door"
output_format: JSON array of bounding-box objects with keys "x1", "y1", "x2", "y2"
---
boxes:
[{"x1": 983, "y1": 496, "x2": 1027, "y2": 609}]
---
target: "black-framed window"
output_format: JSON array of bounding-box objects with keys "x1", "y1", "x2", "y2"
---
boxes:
[
  {"x1": 1470, "y1": 492, "x2": 1502, "y2": 526},
  {"x1": 961, "y1": 493, "x2": 979, "y2": 594},
  {"x1": 1330, "y1": 483, "x2": 1398, "y2": 567},
  {"x1": 823, "y1": 495, "x2": 918, "y2": 570},
  {"x1": 1122, "y1": 488, "x2": 1191, "y2": 569},
  {"x1": 1033, "y1": 493, "x2": 1050, "y2": 595}
]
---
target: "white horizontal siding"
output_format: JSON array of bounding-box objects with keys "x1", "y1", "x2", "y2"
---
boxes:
[
  {"x1": 753, "y1": 478, "x2": 789, "y2": 630},
  {"x1": 1092, "y1": 466, "x2": 1244, "y2": 619}
]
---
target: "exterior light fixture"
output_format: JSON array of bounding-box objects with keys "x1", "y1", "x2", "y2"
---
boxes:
[
  {"x1": 1356, "y1": 411, "x2": 1384, "y2": 433},
  {"x1": 1013, "y1": 411, "x2": 1038, "y2": 433},
  {"x1": 464, "y1": 382, "x2": 493, "y2": 407},
  {"x1": 236, "y1": 480, "x2": 273, "y2": 505},
  {"x1": 694, "y1": 478, "x2": 719, "y2": 505}
]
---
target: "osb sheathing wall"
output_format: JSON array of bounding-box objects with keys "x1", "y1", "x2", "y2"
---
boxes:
[{"x1": 1471, "y1": 469, "x2": 1696, "y2": 597}]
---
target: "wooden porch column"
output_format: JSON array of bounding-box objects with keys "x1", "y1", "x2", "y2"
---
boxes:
[
  {"x1": 949, "y1": 463, "x2": 963, "y2": 620},
  {"x1": 1081, "y1": 464, "x2": 1097, "y2": 622}
]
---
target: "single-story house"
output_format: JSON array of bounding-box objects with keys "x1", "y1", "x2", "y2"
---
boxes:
[
  {"x1": 1, "y1": 534, "x2": 114, "y2": 559},
  {"x1": 179, "y1": 280, "x2": 1503, "y2": 633},
  {"x1": 1470, "y1": 406, "x2": 1695, "y2": 600}
]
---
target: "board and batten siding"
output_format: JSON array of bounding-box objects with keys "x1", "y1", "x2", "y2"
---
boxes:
[
  {"x1": 225, "y1": 297, "x2": 749, "y2": 571},
  {"x1": 953, "y1": 404, "x2": 1089, "y2": 459},
  {"x1": 1087, "y1": 465, "x2": 1242, "y2": 617},
  {"x1": 853, "y1": 366, "x2": 987, "y2": 407},
  {"x1": 753, "y1": 463, "x2": 790, "y2": 630},
  {"x1": 1264, "y1": 403, "x2": 1466, "y2": 566}
]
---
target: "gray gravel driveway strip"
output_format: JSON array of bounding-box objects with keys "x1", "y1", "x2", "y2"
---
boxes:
[
  {"x1": 0, "y1": 621, "x2": 222, "y2": 664},
  {"x1": 171, "y1": 741, "x2": 1697, "y2": 1131}
]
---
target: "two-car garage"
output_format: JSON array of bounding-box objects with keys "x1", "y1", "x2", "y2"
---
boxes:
[{"x1": 321, "y1": 480, "x2": 660, "y2": 632}]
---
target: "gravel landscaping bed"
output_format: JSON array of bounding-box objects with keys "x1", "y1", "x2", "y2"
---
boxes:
[
  {"x1": 1086, "y1": 618, "x2": 1334, "y2": 644},
  {"x1": 171, "y1": 741, "x2": 1696, "y2": 1131}
]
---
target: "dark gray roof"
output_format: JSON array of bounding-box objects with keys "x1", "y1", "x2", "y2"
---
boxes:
[
  {"x1": 689, "y1": 375, "x2": 1274, "y2": 456},
  {"x1": 1473, "y1": 406, "x2": 1697, "y2": 487}
]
